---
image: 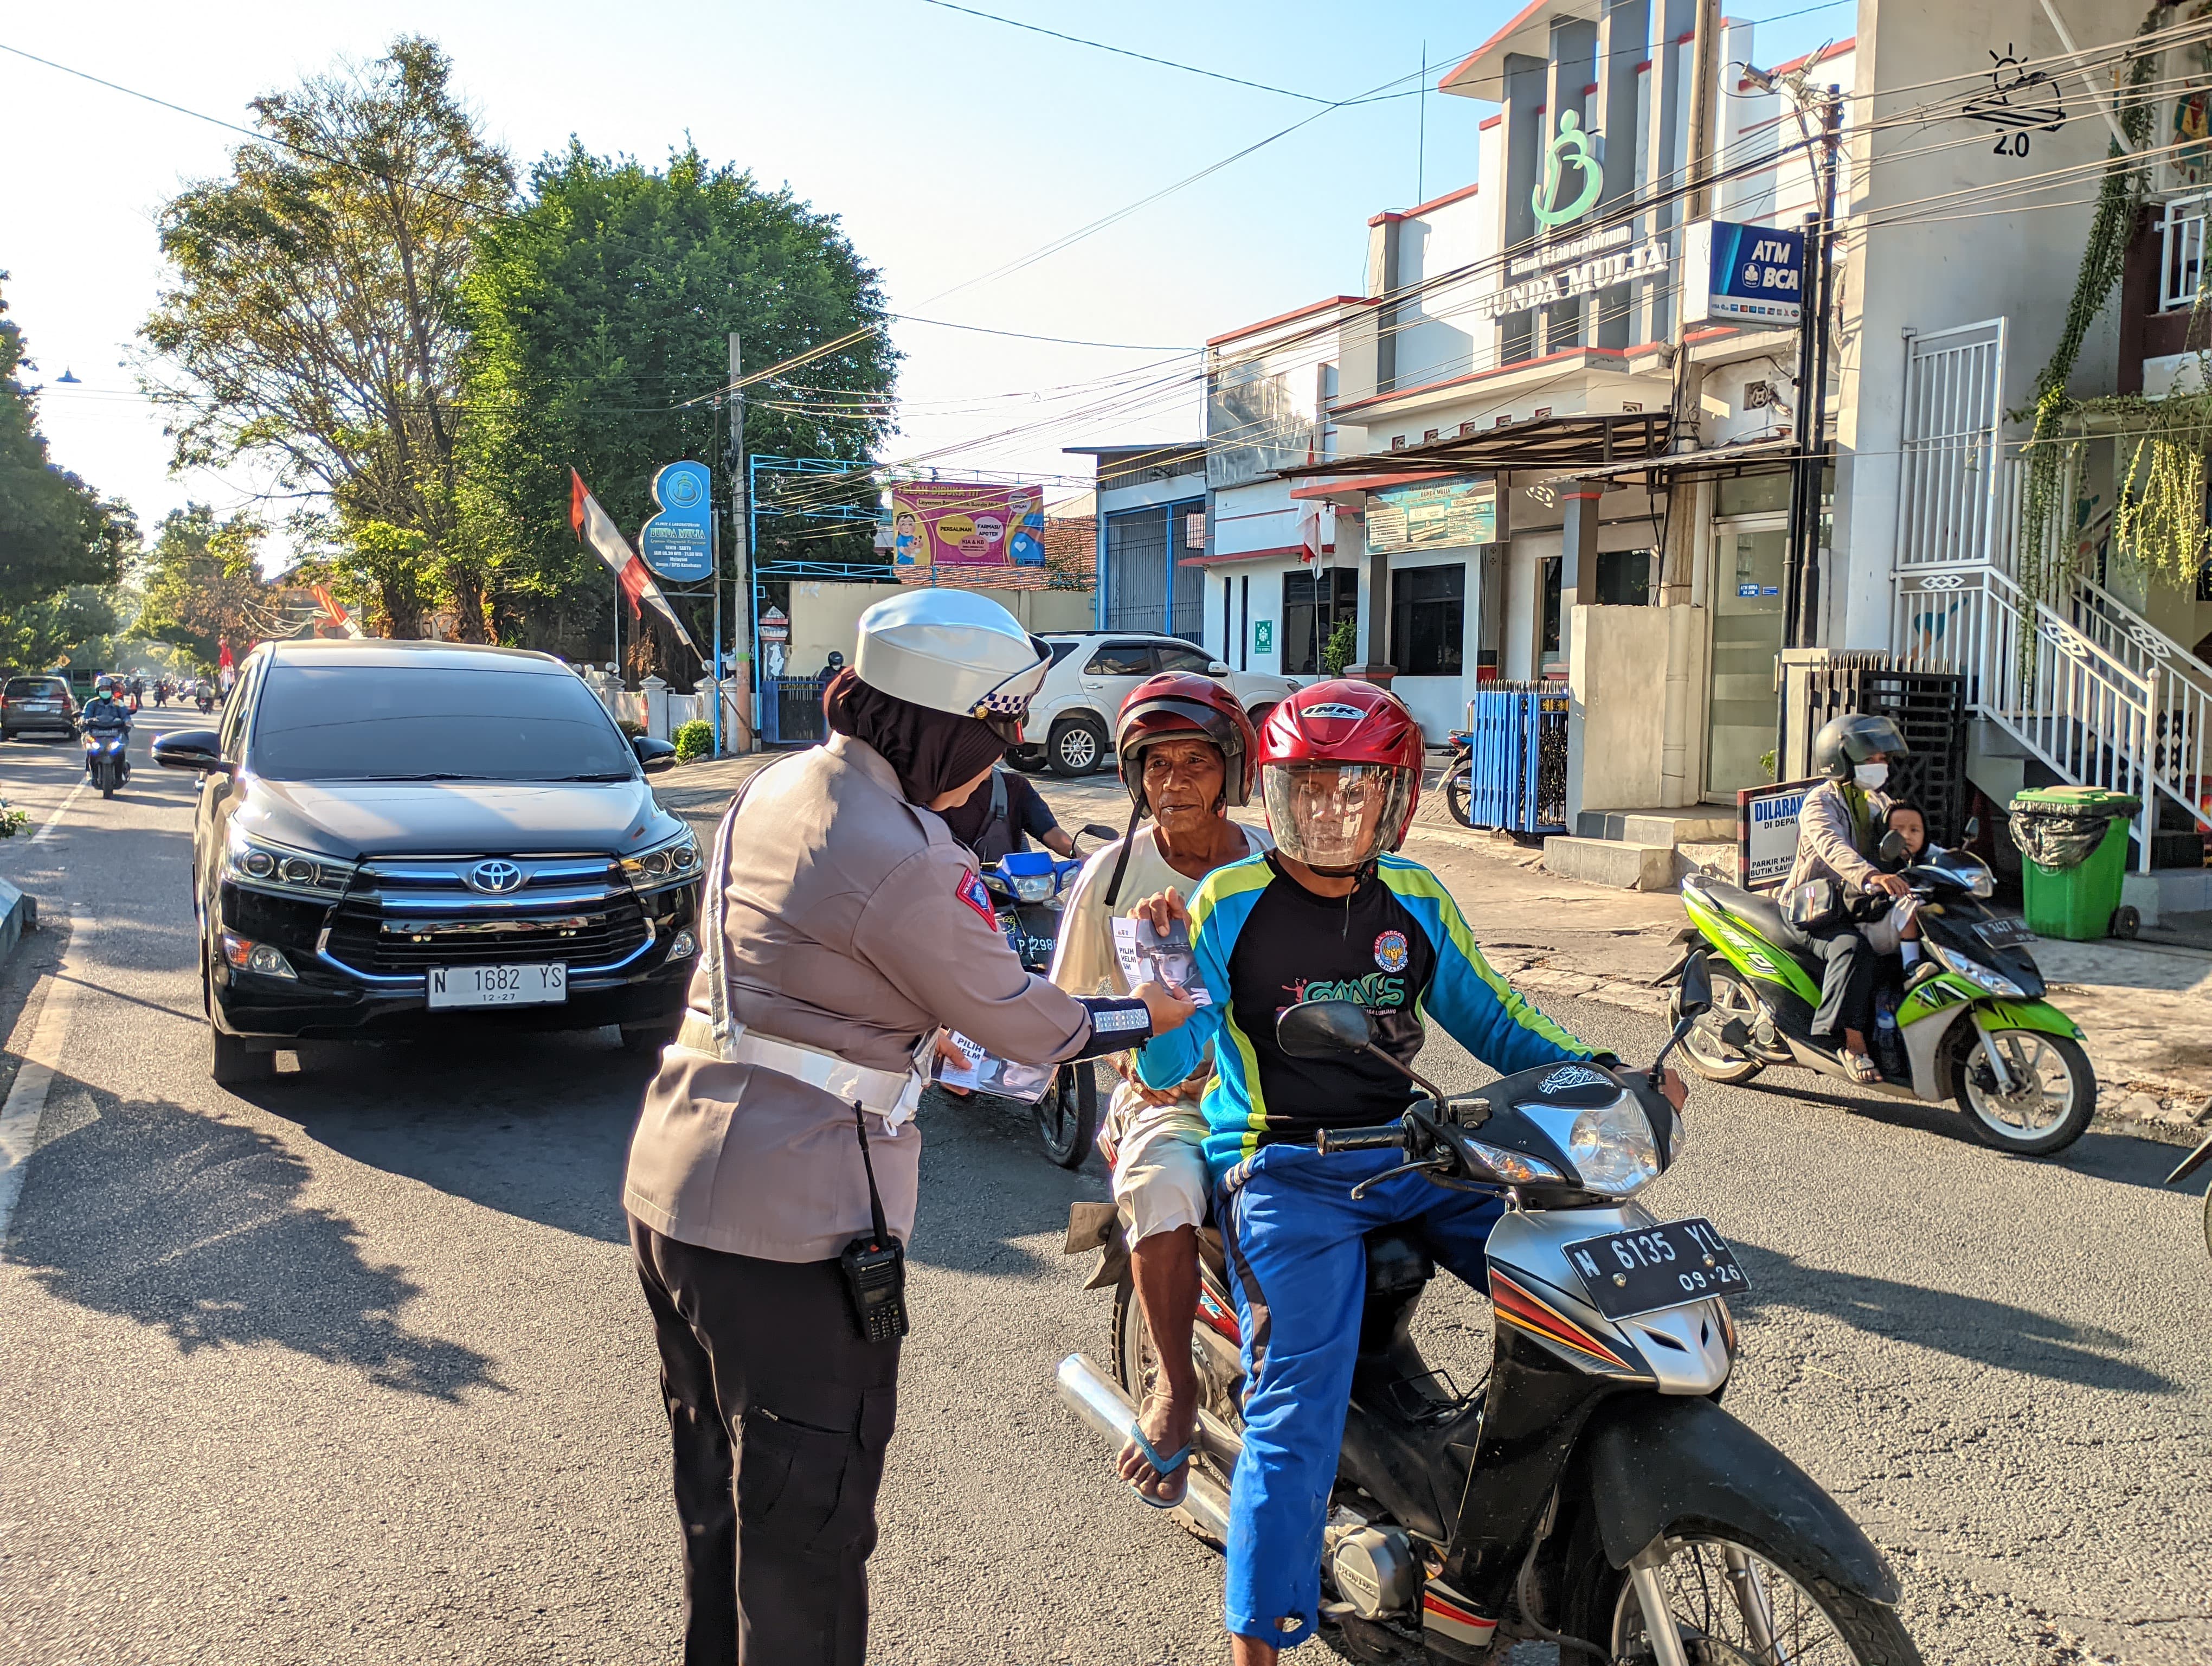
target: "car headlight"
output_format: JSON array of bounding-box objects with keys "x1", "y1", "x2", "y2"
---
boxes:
[
  {"x1": 623, "y1": 829, "x2": 703, "y2": 889},
  {"x1": 226, "y1": 828, "x2": 354, "y2": 898},
  {"x1": 1930, "y1": 939, "x2": 2024, "y2": 998},
  {"x1": 1011, "y1": 873, "x2": 1055, "y2": 903},
  {"x1": 1523, "y1": 1094, "x2": 1663, "y2": 1196}
]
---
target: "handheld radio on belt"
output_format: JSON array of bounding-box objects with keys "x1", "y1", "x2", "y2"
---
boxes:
[{"x1": 840, "y1": 1104, "x2": 909, "y2": 1342}]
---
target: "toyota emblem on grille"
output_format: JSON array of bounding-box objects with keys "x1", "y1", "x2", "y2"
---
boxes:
[{"x1": 466, "y1": 859, "x2": 525, "y2": 894}]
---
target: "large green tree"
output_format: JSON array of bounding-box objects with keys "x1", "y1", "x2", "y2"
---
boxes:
[
  {"x1": 132, "y1": 505, "x2": 273, "y2": 669},
  {"x1": 141, "y1": 39, "x2": 512, "y2": 639},
  {"x1": 0, "y1": 276, "x2": 134, "y2": 671},
  {"x1": 459, "y1": 143, "x2": 896, "y2": 669}
]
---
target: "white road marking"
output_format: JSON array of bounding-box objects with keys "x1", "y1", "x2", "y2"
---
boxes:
[
  {"x1": 29, "y1": 778, "x2": 88, "y2": 844},
  {"x1": 0, "y1": 922, "x2": 82, "y2": 1242}
]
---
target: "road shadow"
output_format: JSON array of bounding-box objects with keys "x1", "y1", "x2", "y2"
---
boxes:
[
  {"x1": 8, "y1": 1080, "x2": 499, "y2": 1401},
  {"x1": 1726, "y1": 1239, "x2": 2178, "y2": 1395},
  {"x1": 907, "y1": 1081, "x2": 1109, "y2": 1278},
  {"x1": 237, "y1": 1031, "x2": 648, "y2": 1246}
]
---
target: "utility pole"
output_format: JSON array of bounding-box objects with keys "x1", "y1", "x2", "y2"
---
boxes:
[
  {"x1": 1684, "y1": 0, "x2": 1722, "y2": 221},
  {"x1": 726, "y1": 329, "x2": 753, "y2": 753},
  {"x1": 1783, "y1": 207, "x2": 1823, "y2": 648},
  {"x1": 1802, "y1": 89, "x2": 1842, "y2": 644}
]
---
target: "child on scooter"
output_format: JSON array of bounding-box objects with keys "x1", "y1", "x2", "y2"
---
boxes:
[{"x1": 1863, "y1": 802, "x2": 1939, "y2": 971}]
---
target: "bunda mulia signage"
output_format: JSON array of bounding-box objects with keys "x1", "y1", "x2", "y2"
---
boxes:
[{"x1": 1473, "y1": 225, "x2": 1668, "y2": 324}]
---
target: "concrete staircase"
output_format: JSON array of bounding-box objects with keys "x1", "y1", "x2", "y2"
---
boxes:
[{"x1": 1541, "y1": 808, "x2": 1738, "y2": 892}]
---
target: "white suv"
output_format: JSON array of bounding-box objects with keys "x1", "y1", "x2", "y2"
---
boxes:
[{"x1": 1013, "y1": 633, "x2": 1300, "y2": 776}]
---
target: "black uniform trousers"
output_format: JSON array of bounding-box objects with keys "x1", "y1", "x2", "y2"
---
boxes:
[
  {"x1": 631, "y1": 1218, "x2": 901, "y2": 1666},
  {"x1": 1774, "y1": 914, "x2": 1877, "y2": 1047}
]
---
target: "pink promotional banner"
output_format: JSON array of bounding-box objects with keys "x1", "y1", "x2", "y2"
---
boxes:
[{"x1": 890, "y1": 482, "x2": 1046, "y2": 573}]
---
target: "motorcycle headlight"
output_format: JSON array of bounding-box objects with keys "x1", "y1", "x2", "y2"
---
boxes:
[
  {"x1": 1524, "y1": 1093, "x2": 1664, "y2": 1197},
  {"x1": 225, "y1": 828, "x2": 354, "y2": 899},
  {"x1": 622, "y1": 829, "x2": 703, "y2": 890},
  {"x1": 1011, "y1": 872, "x2": 1055, "y2": 903},
  {"x1": 1930, "y1": 939, "x2": 2024, "y2": 998}
]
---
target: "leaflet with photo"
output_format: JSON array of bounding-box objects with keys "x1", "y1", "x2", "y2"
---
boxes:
[
  {"x1": 930, "y1": 1031, "x2": 1058, "y2": 1104},
  {"x1": 1112, "y1": 916, "x2": 1213, "y2": 1006}
]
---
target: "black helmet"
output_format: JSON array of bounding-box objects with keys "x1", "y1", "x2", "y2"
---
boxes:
[{"x1": 1811, "y1": 713, "x2": 1909, "y2": 781}]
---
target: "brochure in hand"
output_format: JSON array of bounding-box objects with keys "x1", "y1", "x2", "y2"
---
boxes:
[
  {"x1": 930, "y1": 1031, "x2": 1058, "y2": 1103},
  {"x1": 1112, "y1": 915, "x2": 1212, "y2": 1006}
]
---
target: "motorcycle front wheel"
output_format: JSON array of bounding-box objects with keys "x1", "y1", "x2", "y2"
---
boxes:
[
  {"x1": 1036, "y1": 1061, "x2": 1099, "y2": 1168},
  {"x1": 1566, "y1": 1533, "x2": 1921, "y2": 1666},
  {"x1": 1950, "y1": 1028, "x2": 2094, "y2": 1156}
]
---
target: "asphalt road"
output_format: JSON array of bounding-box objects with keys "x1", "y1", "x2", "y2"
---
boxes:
[{"x1": 1, "y1": 724, "x2": 2207, "y2": 1665}]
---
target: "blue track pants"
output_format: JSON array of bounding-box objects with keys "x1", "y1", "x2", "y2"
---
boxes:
[{"x1": 1216, "y1": 1142, "x2": 1502, "y2": 1648}]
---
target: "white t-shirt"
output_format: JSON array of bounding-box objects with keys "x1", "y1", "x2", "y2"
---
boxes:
[{"x1": 1049, "y1": 822, "x2": 1272, "y2": 999}]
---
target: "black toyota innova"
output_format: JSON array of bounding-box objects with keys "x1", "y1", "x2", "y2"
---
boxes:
[{"x1": 153, "y1": 639, "x2": 701, "y2": 1085}]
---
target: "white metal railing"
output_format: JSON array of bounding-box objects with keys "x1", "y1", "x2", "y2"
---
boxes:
[
  {"x1": 1893, "y1": 319, "x2": 2008, "y2": 570},
  {"x1": 2160, "y1": 193, "x2": 2209, "y2": 313},
  {"x1": 2062, "y1": 576, "x2": 2212, "y2": 838},
  {"x1": 1894, "y1": 563, "x2": 2167, "y2": 870}
]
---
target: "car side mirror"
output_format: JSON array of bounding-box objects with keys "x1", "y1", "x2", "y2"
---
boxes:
[
  {"x1": 1276, "y1": 999, "x2": 1376, "y2": 1059},
  {"x1": 1079, "y1": 823, "x2": 1120, "y2": 842},
  {"x1": 1207, "y1": 660, "x2": 1232, "y2": 677},
  {"x1": 632, "y1": 735, "x2": 677, "y2": 774},
  {"x1": 1677, "y1": 950, "x2": 1713, "y2": 1019},
  {"x1": 151, "y1": 729, "x2": 230, "y2": 774},
  {"x1": 1877, "y1": 829, "x2": 1909, "y2": 863}
]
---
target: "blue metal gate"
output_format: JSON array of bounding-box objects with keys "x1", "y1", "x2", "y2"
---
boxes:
[
  {"x1": 762, "y1": 676, "x2": 828, "y2": 747},
  {"x1": 1459, "y1": 685, "x2": 1570, "y2": 833}
]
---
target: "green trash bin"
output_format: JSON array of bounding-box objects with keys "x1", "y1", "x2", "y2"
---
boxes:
[{"x1": 2009, "y1": 786, "x2": 2140, "y2": 940}]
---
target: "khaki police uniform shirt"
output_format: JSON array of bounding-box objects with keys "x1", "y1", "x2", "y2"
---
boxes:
[{"x1": 624, "y1": 733, "x2": 1098, "y2": 1262}]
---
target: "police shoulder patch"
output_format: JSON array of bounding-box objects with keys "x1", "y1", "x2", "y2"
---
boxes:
[{"x1": 955, "y1": 868, "x2": 997, "y2": 925}]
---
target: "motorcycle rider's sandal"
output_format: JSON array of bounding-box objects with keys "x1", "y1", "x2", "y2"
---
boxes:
[
  {"x1": 1838, "y1": 1048, "x2": 1881, "y2": 1085},
  {"x1": 1119, "y1": 1421, "x2": 1193, "y2": 1510}
]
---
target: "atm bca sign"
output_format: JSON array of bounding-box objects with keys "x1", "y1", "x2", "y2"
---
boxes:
[{"x1": 1682, "y1": 220, "x2": 1805, "y2": 327}]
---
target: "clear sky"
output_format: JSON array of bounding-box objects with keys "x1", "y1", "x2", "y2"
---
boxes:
[{"x1": 0, "y1": 0, "x2": 1849, "y2": 552}]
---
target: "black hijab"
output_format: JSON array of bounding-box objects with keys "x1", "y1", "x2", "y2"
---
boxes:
[{"x1": 822, "y1": 667, "x2": 1006, "y2": 805}]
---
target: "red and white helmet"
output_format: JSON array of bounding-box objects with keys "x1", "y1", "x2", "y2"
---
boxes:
[
  {"x1": 1256, "y1": 680, "x2": 1423, "y2": 873},
  {"x1": 1115, "y1": 671, "x2": 1258, "y2": 812}
]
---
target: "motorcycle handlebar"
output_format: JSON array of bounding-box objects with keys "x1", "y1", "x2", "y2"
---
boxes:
[{"x1": 1315, "y1": 1124, "x2": 1407, "y2": 1155}]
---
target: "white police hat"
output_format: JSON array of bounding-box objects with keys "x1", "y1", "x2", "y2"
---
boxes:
[{"x1": 852, "y1": 589, "x2": 1051, "y2": 729}]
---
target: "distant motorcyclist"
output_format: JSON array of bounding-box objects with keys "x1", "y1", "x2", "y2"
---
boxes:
[{"x1": 80, "y1": 676, "x2": 133, "y2": 734}]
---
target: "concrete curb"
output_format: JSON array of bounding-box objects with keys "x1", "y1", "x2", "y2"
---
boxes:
[{"x1": 0, "y1": 876, "x2": 36, "y2": 969}]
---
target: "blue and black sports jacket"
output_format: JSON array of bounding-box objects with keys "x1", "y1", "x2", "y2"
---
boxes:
[{"x1": 1136, "y1": 851, "x2": 1596, "y2": 1180}]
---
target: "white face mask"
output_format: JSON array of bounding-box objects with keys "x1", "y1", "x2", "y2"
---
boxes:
[{"x1": 1853, "y1": 762, "x2": 1889, "y2": 791}]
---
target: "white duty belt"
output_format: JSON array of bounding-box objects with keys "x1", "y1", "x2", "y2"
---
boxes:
[{"x1": 674, "y1": 785, "x2": 928, "y2": 1130}]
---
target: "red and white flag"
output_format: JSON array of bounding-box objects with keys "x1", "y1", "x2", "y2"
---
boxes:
[
  {"x1": 1298, "y1": 502, "x2": 1327, "y2": 566},
  {"x1": 571, "y1": 469, "x2": 699, "y2": 654}
]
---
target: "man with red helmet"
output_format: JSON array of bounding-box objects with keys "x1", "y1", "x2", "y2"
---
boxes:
[
  {"x1": 1049, "y1": 671, "x2": 1269, "y2": 1510},
  {"x1": 1133, "y1": 680, "x2": 1681, "y2": 1664}
]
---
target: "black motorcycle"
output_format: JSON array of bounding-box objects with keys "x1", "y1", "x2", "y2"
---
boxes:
[
  {"x1": 1059, "y1": 955, "x2": 1920, "y2": 1664},
  {"x1": 979, "y1": 824, "x2": 1119, "y2": 1167},
  {"x1": 83, "y1": 720, "x2": 131, "y2": 798}
]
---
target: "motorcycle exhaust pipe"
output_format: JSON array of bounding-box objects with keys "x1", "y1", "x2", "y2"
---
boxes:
[{"x1": 1054, "y1": 1353, "x2": 1231, "y2": 1542}]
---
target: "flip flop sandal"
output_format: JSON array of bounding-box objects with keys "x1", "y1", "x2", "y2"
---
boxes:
[
  {"x1": 1121, "y1": 1420, "x2": 1194, "y2": 1511},
  {"x1": 1839, "y1": 1049, "x2": 1881, "y2": 1085}
]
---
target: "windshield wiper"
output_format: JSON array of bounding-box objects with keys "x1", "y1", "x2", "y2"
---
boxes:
[
  {"x1": 352, "y1": 772, "x2": 491, "y2": 781},
  {"x1": 549, "y1": 771, "x2": 636, "y2": 781}
]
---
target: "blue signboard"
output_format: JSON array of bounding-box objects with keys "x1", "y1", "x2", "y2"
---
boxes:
[
  {"x1": 639, "y1": 460, "x2": 714, "y2": 582},
  {"x1": 1683, "y1": 220, "x2": 1804, "y2": 326}
]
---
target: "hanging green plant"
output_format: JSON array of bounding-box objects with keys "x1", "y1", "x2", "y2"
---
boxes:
[
  {"x1": 2018, "y1": 4, "x2": 2167, "y2": 604},
  {"x1": 2086, "y1": 386, "x2": 2212, "y2": 586}
]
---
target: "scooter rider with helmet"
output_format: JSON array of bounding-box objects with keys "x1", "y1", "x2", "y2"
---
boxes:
[
  {"x1": 1047, "y1": 671, "x2": 1269, "y2": 1510},
  {"x1": 1780, "y1": 712, "x2": 1915, "y2": 1084},
  {"x1": 624, "y1": 588, "x2": 1198, "y2": 1666},
  {"x1": 1129, "y1": 681, "x2": 1680, "y2": 1665}
]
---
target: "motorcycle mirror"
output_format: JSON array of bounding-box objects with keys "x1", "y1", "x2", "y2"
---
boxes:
[
  {"x1": 1877, "y1": 828, "x2": 1909, "y2": 863},
  {"x1": 1677, "y1": 951, "x2": 1714, "y2": 1020},
  {"x1": 1276, "y1": 999, "x2": 1376, "y2": 1059},
  {"x1": 1965, "y1": 815, "x2": 1982, "y2": 841},
  {"x1": 1079, "y1": 824, "x2": 1120, "y2": 842}
]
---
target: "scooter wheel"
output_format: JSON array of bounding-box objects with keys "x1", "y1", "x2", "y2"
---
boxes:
[
  {"x1": 1036, "y1": 1061, "x2": 1099, "y2": 1169},
  {"x1": 1678, "y1": 964, "x2": 1765, "y2": 1084},
  {"x1": 1952, "y1": 1029, "x2": 2094, "y2": 1156}
]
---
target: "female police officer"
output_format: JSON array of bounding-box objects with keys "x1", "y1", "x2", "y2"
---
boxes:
[{"x1": 625, "y1": 589, "x2": 1194, "y2": 1666}]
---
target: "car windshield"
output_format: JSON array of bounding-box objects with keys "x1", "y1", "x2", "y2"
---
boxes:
[
  {"x1": 250, "y1": 663, "x2": 638, "y2": 783},
  {"x1": 5, "y1": 679, "x2": 63, "y2": 698}
]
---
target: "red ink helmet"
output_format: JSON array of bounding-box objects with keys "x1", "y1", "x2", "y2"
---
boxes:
[
  {"x1": 1115, "y1": 671, "x2": 1258, "y2": 811},
  {"x1": 1255, "y1": 680, "x2": 1423, "y2": 872}
]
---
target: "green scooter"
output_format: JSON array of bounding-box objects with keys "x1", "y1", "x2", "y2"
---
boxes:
[{"x1": 1667, "y1": 834, "x2": 2096, "y2": 1157}]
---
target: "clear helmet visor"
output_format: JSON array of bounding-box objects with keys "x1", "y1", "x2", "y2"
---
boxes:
[{"x1": 1261, "y1": 762, "x2": 1413, "y2": 871}]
